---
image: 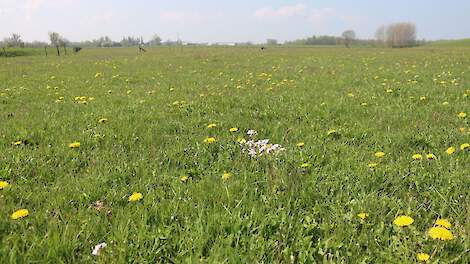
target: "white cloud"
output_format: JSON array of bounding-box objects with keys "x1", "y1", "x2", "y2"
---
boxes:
[
  {"x1": 254, "y1": 4, "x2": 306, "y2": 19},
  {"x1": 309, "y1": 8, "x2": 362, "y2": 27}
]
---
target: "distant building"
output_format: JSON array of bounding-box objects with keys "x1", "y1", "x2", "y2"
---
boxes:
[{"x1": 210, "y1": 42, "x2": 237, "y2": 46}]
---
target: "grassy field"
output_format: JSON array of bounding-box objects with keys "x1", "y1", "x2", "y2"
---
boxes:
[
  {"x1": 0, "y1": 47, "x2": 46, "y2": 58},
  {"x1": 0, "y1": 46, "x2": 469, "y2": 263},
  {"x1": 427, "y1": 39, "x2": 470, "y2": 47}
]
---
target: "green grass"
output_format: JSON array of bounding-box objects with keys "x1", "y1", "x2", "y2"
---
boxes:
[
  {"x1": 0, "y1": 47, "x2": 46, "y2": 57},
  {"x1": 0, "y1": 47, "x2": 469, "y2": 263},
  {"x1": 427, "y1": 38, "x2": 470, "y2": 47}
]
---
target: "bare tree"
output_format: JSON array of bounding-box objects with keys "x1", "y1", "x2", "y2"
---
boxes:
[
  {"x1": 341, "y1": 30, "x2": 356, "y2": 48},
  {"x1": 47, "y1": 32, "x2": 70, "y2": 55},
  {"x1": 59, "y1": 37, "x2": 69, "y2": 55},
  {"x1": 386, "y1": 22, "x2": 417, "y2": 48},
  {"x1": 49, "y1": 32, "x2": 61, "y2": 55},
  {"x1": 375, "y1": 25, "x2": 386, "y2": 47},
  {"x1": 4, "y1": 33, "x2": 23, "y2": 47}
]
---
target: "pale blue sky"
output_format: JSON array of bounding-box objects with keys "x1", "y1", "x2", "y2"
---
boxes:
[{"x1": 1, "y1": 0, "x2": 469, "y2": 43}]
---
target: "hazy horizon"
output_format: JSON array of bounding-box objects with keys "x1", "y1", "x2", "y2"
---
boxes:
[{"x1": 1, "y1": 0, "x2": 470, "y2": 43}]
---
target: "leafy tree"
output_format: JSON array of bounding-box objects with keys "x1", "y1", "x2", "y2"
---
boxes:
[
  {"x1": 120, "y1": 36, "x2": 141, "y2": 47},
  {"x1": 148, "y1": 35, "x2": 162, "y2": 46},
  {"x1": 266, "y1": 39, "x2": 278, "y2": 45}
]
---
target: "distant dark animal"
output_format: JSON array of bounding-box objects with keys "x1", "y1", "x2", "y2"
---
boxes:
[
  {"x1": 73, "y1": 47, "x2": 82, "y2": 53},
  {"x1": 260, "y1": 46, "x2": 266, "y2": 50},
  {"x1": 139, "y1": 46, "x2": 147, "y2": 52}
]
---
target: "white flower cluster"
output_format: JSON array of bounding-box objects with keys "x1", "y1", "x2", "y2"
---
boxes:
[
  {"x1": 240, "y1": 130, "x2": 285, "y2": 157},
  {"x1": 92, "y1": 242, "x2": 107, "y2": 256}
]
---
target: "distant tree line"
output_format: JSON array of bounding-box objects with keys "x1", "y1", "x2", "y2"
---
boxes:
[
  {"x1": 284, "y1": 22, "x2": 425, "y2": 48},
  {"x1": 0, "y1": 33, "x2": 166, "y2": 49},
  {"x1": 285, "y1": 35, "x2": 345, "y2": 46},
  {"x1": 1, "y1": 22, "x2": 426, "y2": 52},
  {"x1": 69, "y1": 35, "x2": 165, "y2": 48}
]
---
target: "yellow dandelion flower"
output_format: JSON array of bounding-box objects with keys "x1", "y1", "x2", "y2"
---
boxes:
[
  {"x1": 296, "y1": 142, "x2": 305, "y2": 148},
  {"x1": 461, "y1": 143, "x2": 470, "y2": 150},
  {"x1": 420, "y1": 96, "x2": 426, "y2": 101},
  {"x1": 0, "y1": 181, "x2": 9, "y2": 190},
  {"x1": 98, "y1": 118, "x2": 108, "y2": 123},
  {"x1": 428, "y1": 226, "x2": 454, "y2": 241},
  {"x1": 300, "y1": 163, "x2": 311, "y2": 169},
  {"x1": 426, "y1": 153, "x2": 437, "y2": 160},
  {"x1": 434, "y1": 218, "x2": 451, "y2": 229},
  {"x1": 68, "y1": 142, "x2": 81, "y2": 149},
  {"x1": 446, "y1": 147, "x2": 456, "y2": 155},
  {"x1": 375, "y1": 151, "x2": 385, "y2": 158},
  {"x1": 13, "y1": 140, "x2": 23, "y2": 146},
  {"x1": 458, "y1": 112, "x2": 467, "y2": 118},
  {"x1": 229, "y1": 127, "x2": 238, "y2": 132},
  {"x1": 393, "y1": 215, "x2": 414, "y2": 227},
  {"x1": 412, "y1": 154, "x2": 423, "y2": 160},
  {"x1": 368, "y1": 163, "x2": 378, "y2": 168},
  {"x1": 417, "y1": 253, "x2": 430, "y2": 262},
  {"x1": 207, "y1": 123, "x2": 217, "y2": 128},
  {"x1": 11, "y1": 209, "x2": 29, "y2": 220},
  {"x1": 180, "y1": 175, "x2": 189, "y2": 183},
  {"x1": 360, "y1": 102, "x2": 368, "y2": 106},
  {"x1": 222, "y1": 171, "x2": 232, "y2": 181},
  {"x1": 128, "y1": 192, "x2": 143, "y2": 202},
  {"x1": 386, "y1": 89, "x2": 393, "y2": 93},
  {"x1": 203, "y1": 137, "x2": 216, "y2": 144},
  {"x1": 357, "y1": 212, "x2": 369, "y2": 220},
  {"x1": 237, "y1": 137, "x2": 246, "y2": 144},
  {"x1": 327, "y1": 129, "x2": 337, "y2": 136}
]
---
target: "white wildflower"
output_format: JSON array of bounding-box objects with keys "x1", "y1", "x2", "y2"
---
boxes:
[
  {"x1": 247, "y1": 129, "x2": 258, "y2": 137},
  {"x1": 92, "y1": 242, "x2": 107, "y2": 256},
  {"x1": 240, "y1": 137, "x2": 285, "y2": 157}
]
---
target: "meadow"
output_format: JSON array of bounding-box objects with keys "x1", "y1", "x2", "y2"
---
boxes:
[{"x1": 0, "y1": 46, "x2": 469, "y2": 263}]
